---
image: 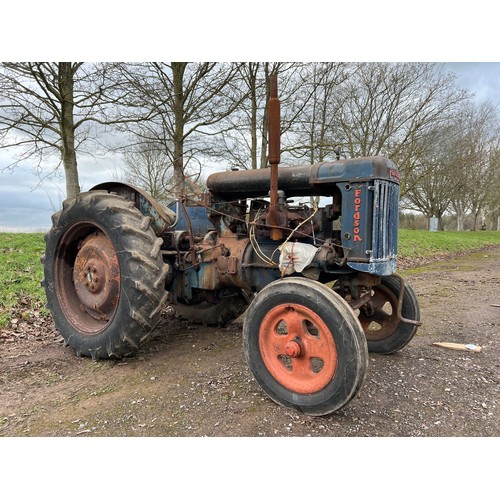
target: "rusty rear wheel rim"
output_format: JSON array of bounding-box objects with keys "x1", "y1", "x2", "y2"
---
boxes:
[
  {"x1": 358, "y1": 284, "x2": 400, "y2": 341},
  {"x1": 259, "y1": 303, "x2": 338, "y2": 394},
  {"x1": 54, "y1": 223, "x2": 121, "y2": 335}
]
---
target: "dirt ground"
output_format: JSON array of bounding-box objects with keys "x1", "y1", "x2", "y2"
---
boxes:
[{"x1": 1, "y1": 248, "x2": 499, "y2": 439}]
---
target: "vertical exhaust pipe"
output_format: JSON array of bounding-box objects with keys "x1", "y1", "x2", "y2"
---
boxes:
[{"x1": 268, "y1": 73, "x2": 282, "y2": 240}]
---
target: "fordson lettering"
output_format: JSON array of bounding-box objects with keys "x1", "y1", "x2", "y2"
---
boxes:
[
  {"x1": 353, "y1": 188, "x2": 362, "y2": 242},
  {"x1": 389, "y1": 168, "x2": 400, "y2": 183}
]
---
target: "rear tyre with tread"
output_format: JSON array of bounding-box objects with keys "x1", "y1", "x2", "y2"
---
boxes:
[
  {"x1": 173, "y1": 289, "x2": 251, "y2": 326},
  {"x1": 42, "y1": 191, "x2": 169, "y2": 359}
]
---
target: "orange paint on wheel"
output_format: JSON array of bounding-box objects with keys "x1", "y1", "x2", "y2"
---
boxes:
[{"x1": 259, "y1": 303, "x2": 337, "y2": 394}]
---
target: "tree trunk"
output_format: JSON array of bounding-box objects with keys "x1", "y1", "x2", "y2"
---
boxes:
[
  {"x1": 260, "y1": 63, "x2": 270, "y2": 169},
  {"x1": 247, "y1": 63, "x2": 259, "y2": 170},
  {"x1": 171, "y1": 62, "x2": 187, "y2": 193},
  {"x1": 472, "y1": 211, "x2": 479, "y2": 231},
  {"x1": 497, "y1": 215, "x2": 500, "y2": 231},
  {"x1": 59, "y1": 63, "x2": 80, "y2": 198},
  {"x1": 456, "y1": 205, "x2": 465, "y2": 231}
]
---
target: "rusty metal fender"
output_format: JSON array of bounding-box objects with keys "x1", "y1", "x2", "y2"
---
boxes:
[{"x1": 90, "y1": 182, "x2": 175, "y2": 236}]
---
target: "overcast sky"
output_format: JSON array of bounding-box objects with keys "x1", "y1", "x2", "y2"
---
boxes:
[{"x1": 0, "y1": 62, "x2": 499, "y2": 231}]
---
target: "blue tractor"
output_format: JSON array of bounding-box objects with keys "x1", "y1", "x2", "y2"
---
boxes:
[{"x1": 42, "y1": 76, "x2": 420, "y2": 416}]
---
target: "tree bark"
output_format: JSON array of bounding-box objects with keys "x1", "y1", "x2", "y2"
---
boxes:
[
  {"x1": 260, "y1": 63, "x2": 270, "y2": 169},
  {"x1": 247, "y1": 63, "x2": 259, "y2": 170},
  {"x1": 472, "y1": 208, "x2": 481, "y2": 231},
  {"x1": 171, "y1": 62, "x2": 187, "y2": 193},
  {"x1": 58, "y1": 63, "x2": 80, "y2": 198},
  {"x1": 456, "y1": 206, "x2": 464, "y2": 231}
]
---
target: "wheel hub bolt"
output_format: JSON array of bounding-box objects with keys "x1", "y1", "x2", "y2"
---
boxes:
[{"x1": 285, "y1": 340, "x2": 301, "y2": 357}]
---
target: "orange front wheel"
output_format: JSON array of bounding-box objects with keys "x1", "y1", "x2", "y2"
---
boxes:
[
  {"x1": 259, "y1": 303, "x2": 338, "y2": 394},
  {"x1": 243, "y1": 277, "x2": 368, "y2": 416}
]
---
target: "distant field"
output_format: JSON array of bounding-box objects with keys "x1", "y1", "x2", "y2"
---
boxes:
[
  {"x1": 398, "y1": 229, "x2": 500, "y2": 258},
  {"x1": 1, "y1": 230, "x2": 500, "y2": 328}
]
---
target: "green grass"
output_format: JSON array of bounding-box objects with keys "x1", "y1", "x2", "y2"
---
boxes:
[
  {"x1": 398, "y1": 229, "x2": 500, "y2": 258},
  {"x1": 1, "y1": 230, "x2": 499, "y2": 329},
  {"x1": 0, "y1": 233, "x2": 47, "y2": 328}
]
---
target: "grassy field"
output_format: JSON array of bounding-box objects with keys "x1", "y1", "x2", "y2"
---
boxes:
[
  {"x1": 398, "y1": 229, "x2": 500, "y2": 258},
  {"x1": 0, "y1": 233, "x2": 47, "y2": 327},
  {"x1": 1, "y1": 230, "x2": 500, "y2": 328}
]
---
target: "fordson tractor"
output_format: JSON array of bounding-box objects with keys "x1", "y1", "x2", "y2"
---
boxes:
[{"x1": 42, "y1": 75, "x2": 420, "y2": 416}]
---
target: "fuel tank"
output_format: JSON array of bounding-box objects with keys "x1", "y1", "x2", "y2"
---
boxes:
[{"x1": 206, "y1": 156, "x2": 400, "y2": 199}]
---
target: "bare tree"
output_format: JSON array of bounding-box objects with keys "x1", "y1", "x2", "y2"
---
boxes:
[
  {"x1": 453, "y1": 101, "x2": 500, "y2": 230},
  {"x1": 116, "y1": 141, "x2": 205, "y2": 203},
  {"x1": 120, "y1": 143, "x2": 175, "y2": 202},
  {"x1": 334, "y1": 62, "x2": 469, "y2": 196},
  {"x1": 285, "y1": 62, "x2": 354, "y2": 164},
  {"x1": 208, "y1": 62, "x2": 316, "y2": 170},
  {"x1": 483, "y1": 146, "x2": 500, "y2": 230},
  {"x1": 112, "y1": 62, "x2": 245, "y2": 195},
  {"x1": 402, "y1": 122, "x2": 461, "y2": 229},
  {"x1": 208, "y1": 61, "x2": 271, "y2": 170},
  {"x1": 0, "y1": 62, "x2": 136, "y2": 198}
]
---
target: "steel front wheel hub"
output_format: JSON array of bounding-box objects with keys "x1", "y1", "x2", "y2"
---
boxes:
[
  {"x1": 259, "y1": 303, "x2": 338, "y2": 394},
  {"x1": 284, "y1": 340, "x2": 301, "y2": 357},
  {"x1": 359, "y1": 284, "x2": 400, "y2": 341}
]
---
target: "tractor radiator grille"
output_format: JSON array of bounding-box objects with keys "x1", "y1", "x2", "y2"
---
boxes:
[{"x1": 372, "y1": 180, "x2": 399, "y2": 262}]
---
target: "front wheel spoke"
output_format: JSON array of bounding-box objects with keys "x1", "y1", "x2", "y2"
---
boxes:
[
  {"x1": 284, "y1": 310, "x2": 307, "y2": 337},
  {"x1": 370, "y1": 309, "x2": 394, "y2": 326},
  {"x1": 291, "y1": 356, "x2": 313, "y2": 377},
  {"x1": 270, "y1": 334, "x2": 290, "y2": 354},
  {"x1": 301, "y1": 335, "x2": 328, "y2": 358},
  {"x1": 372, "y1": 292, "x2": 390, "y2": 311}
]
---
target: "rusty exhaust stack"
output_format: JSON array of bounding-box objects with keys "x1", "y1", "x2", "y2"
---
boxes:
[{"x1": 268, "y1": 73, "x2": 282, "y2": 240}]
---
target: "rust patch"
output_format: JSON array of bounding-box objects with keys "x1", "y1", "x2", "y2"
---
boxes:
[{"x1": 72, "y1": 232, "x2": 120, "y2": 322}]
